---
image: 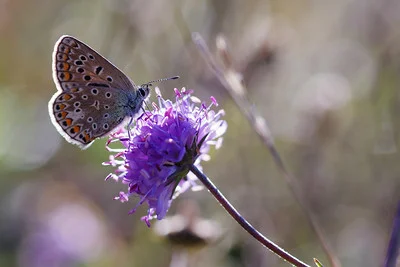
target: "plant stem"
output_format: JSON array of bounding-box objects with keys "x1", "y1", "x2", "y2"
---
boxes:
[
  {"x1": 189, "y1": 164, "x2": 311, "y2": 267},
  {"x1": 383, "y1": 201, "x2": 400, "y2": 267},
  {"x1": 192, "y1": 32, "x2": 339, "y2": 267}
]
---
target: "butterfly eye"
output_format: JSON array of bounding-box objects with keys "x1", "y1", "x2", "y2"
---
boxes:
[{"x1": 138, "y1": 88, "x2": 147, "y2": 97}]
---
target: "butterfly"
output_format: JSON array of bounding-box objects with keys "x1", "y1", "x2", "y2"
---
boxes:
[{"x1": 49, "y1": 35, "x2": 178, "y2": 149}]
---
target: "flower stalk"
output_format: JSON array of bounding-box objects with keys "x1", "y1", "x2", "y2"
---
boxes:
[
  {"x1": 383, "y1": 201, "x2": 400, "y2": 267},
  {"x1": 192, "y1": 32, "x2": 337, "y2": 267},
  {"x1": 189, "y1": 164, "x2": 311, "y2": 267}
]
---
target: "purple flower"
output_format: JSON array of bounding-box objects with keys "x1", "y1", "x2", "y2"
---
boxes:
[{"x1": 103, "y1": 88, "x2": 227, "y2": 226}]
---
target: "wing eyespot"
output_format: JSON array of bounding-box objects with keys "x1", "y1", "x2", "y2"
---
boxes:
[{"x1": 95, "y1": 66, "x2": 103, "y2": 75}]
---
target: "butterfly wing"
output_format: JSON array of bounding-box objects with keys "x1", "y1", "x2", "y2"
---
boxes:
[
  {"x1": 52, "y1": 35, "x2": 136, "y2": 92},
  {"x1": 49, "y1": 35, "x2": 148, "y2": 149},
  {"x1": 49, "y1": 86, "x2": 134, "y2": 149}
]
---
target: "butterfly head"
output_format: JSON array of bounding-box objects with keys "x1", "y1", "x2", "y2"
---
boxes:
[
  {"x1": 137, "y1": 84, "x2": 151, "y2": 100},
  {"x1": 137, "y1": 76, "x2": 179, "y2": 100}
]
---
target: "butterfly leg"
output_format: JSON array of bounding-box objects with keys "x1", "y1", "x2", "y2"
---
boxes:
[
  {"x1": 127, "y1": 116, "x2": 134, "y2": 141},
  {"x1": 139, "y1": 106, "x2": 152, "y2": 121}
]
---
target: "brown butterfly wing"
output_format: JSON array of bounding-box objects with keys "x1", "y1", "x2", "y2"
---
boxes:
[
  {"x1": 49, "y1": 87, "x2": 132, "y2": 149},
  {"x1": 52, "y1": 35, "x2": 136, "y2": 92}
]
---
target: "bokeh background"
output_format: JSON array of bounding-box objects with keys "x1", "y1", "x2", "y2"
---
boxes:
[{"x1": 1, "y1": 0, "x2": 400, "y2": 266}]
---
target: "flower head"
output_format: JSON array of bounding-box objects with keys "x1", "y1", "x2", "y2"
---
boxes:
[{"x1": 103, "y1": 88, "x2": 227, "y2": 226}]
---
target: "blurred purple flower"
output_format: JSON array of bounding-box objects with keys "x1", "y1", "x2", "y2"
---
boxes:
[{"x1": 103, "y1": 88, "x2": 227, "y2": 226}]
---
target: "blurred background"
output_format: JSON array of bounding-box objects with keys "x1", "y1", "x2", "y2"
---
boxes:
[{"x1": 1, "y1": 0, "x2": 400, "y2": 266}]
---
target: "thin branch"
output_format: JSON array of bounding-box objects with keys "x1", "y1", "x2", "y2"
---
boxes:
[
  {"x1": 189, "y1": 164, "x2": 311, "y2": 267},
  {"x1": 192, "y1": 32, "x2": 340, "y2": 267},
  {"x1": 383, "y1": 201, "x2": 400, "y2": 267}
]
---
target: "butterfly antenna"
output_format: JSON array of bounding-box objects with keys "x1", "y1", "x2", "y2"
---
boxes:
[{"x1": 145, "y1": 76, "x2": 179, "y2": 86}]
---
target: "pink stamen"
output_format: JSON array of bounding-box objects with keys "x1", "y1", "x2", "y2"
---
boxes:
[
  {"x1": 210, "y1": 96, "x2": 218, "y2": 106},
  {"x1": 174, "y1": 88, "x2": 181, "y2": 97}
]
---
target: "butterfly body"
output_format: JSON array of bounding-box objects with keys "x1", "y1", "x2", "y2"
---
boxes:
[{"x1": 49, "y1": 35, "x2": 150, "y2": 149}]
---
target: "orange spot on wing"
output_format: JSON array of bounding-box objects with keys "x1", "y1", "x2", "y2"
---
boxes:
[
  {"x1": 58, "y1": 72, "x2": 71, "y2": 82},
  {"x1": 63, "y1": 72, "x2": 71, "y2": 81},
  {"x1": 73, "y1": 125, "x2": 81, "y2": 133},
  {"x1": 57, "y1": 53, "x2": 68, "y2": 61},
  {"x1": 57, "y1": 103, "x2": 66, "y2": 110},
  {"x1": 63, "y1": 63, "x2": 70, "y2": 71},
  {"x1": 84, "y1": 133, "x2": 91, "y2": 143},
  {"x1": 59, "y1": 111, "x2": 68, "y2": 119},
  {"x1": 63, "y1": 94, "x2": 72, "y2": 101},
  {"x1": 65, "y1": 118, "x2": 72, "y2": 126}
]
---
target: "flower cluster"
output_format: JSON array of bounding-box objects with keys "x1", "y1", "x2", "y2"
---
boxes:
[{"x1": 103, "y1": 88, "x2": 227, "y2": 226}]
